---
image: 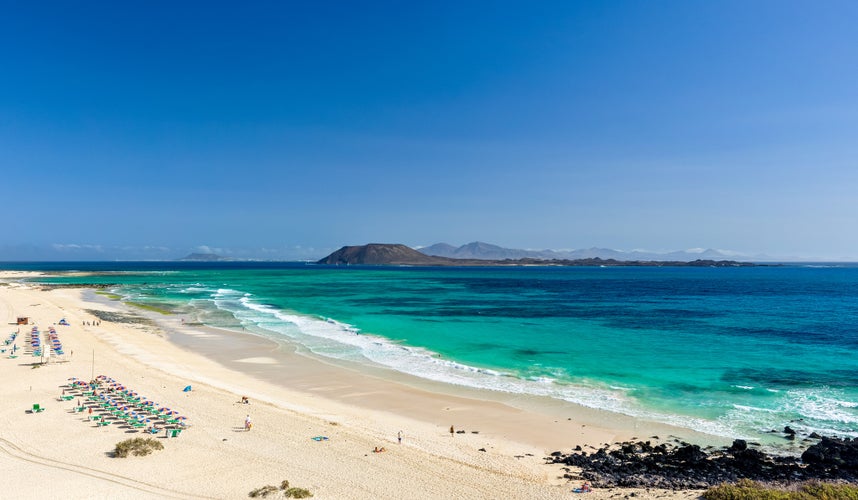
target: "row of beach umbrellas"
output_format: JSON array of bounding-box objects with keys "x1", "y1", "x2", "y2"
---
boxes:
[{"x1": 68, "y1": 375, "x2": 188, "y2": 426}]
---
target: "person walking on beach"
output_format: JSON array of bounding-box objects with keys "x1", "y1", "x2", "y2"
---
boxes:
[
  {"x1": 244, "y1": 415, "x2": 252, "y2": 431},
  {"x1": 450, "y1": 425, "x2": 454, "y2": 437},
  {"x1": 398, "y1": 430, "x2": 403, "y2": 444}
]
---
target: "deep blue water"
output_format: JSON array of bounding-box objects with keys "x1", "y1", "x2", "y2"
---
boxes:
[{"x1": 10, "y1": 261, "x2": 858, "y2": 443}]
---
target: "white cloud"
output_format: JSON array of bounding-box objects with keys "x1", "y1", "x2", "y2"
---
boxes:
[{"x1": 51, "y1": 243, "x2": 104, "y2": 252}]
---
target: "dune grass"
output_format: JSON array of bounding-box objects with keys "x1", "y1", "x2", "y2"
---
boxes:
[
  {"x1": 249, "y1": 480, "x2": 312, "y2": 498},
  {"x1": 114, "y1": 438, "x2": 164, "y2": 458},
  {"x1": 703, "y1": 479, "x2": 858, "y2": 500}
]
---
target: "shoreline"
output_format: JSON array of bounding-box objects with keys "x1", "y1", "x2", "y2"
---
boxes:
[
  {"x1": 81, "y1": 288, "x2": 724, "y2": 453},
  {"x1": 0, "y1": 273, "x2": 705, "y2": 498}
]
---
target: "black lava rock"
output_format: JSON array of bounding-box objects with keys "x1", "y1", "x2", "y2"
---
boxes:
[{"x1": 546, "y1": 435, "x2": 857, "y2": 490}]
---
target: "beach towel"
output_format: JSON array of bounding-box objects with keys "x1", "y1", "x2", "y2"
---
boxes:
[{"x1": 311, "y1": 436, "x2": 329, "y2": 441}]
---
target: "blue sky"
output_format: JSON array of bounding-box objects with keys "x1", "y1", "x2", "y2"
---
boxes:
[{"x1": 2, "y1": 1, "x2": 856, "y2": 260}]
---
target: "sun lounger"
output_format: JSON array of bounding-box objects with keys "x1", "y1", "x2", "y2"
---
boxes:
[{"x1": 32, "y1": 404, "x2": 45, "y2": 413}]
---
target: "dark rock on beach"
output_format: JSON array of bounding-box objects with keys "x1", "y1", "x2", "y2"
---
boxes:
[
  {"x1": 801, "y1": 437, "x2": 858, "y2": 472},
  {"x1": 728, "y1": 439, "x2": 747, "y2": 452},
  {"x1": 546, "y1": 436, "x2": 858, "y2": 489}
]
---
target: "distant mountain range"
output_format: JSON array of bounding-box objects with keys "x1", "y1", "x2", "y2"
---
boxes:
[
  {"x1": 418, "y1": 242, "x2": 765, "y2": 262},
  {"x1": 317, "y1": 244, "x2": 756, "y2": 267},
  {"x1": 178, "y1": 253, "x2": 234, "y2": 262}
]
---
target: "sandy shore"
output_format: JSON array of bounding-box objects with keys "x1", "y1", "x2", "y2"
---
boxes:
[{"x1": 0, "y1": 272, "x2": 705, "y2": 499}]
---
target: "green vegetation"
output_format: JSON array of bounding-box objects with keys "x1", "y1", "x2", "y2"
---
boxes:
[
  {"x1": 95, "y1": 291, "x2": 123, "y2": 300},
  {"x1": 703, "y1": 479, "x2": 858, "y2": 500},
  {"x1": 249, "y1": 480, "x2": 312, "y2": 498},
  {"x1": 248, "y1": 486, "x2": 279, "y2": 498},
  {"x1": 125, "y1": 301, "x2": 174, "y2": 315},
  {"x1": 284, "y1": 488, "x2": 313, "y2": 498},
  {"x1": 114, "y1": 438, "x2": 164, "y2": 458}
]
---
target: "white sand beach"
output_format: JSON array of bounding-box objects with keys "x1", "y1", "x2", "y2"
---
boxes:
[{"x1": 0, "y1": 272, "x2": 704, "y2": 499}]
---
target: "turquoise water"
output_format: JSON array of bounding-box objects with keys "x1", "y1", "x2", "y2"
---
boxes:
[{"x1": 19, "y1": 262, "x2": 858, "y2": 443}]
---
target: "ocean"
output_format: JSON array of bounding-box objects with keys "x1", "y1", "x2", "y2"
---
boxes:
[{"x1": 14, "y1": 262, "x2": 858, "y2": 446}]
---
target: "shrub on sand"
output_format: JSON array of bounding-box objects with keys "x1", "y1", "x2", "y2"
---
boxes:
[
  {"x1": 798, "y1": 482, "x2": 858, "y2": 500},
  {"x1": 283, "y1": 487, "x2": 313, "y2": 498},
  {"x1": 248, "y1": 485, "x2": 279, "y2": 498},
  {"x1": 114, "y1": 438, "x2": 164, "y2": 458},
  {"x1": 250, "y1": 479, "x2": 312, "y2": 498},
  {"x1": 703, "y1": 479, "x2": 858, "y2": 500}
]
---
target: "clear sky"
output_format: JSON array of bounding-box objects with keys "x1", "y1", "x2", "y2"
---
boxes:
[{"x1": 2, "y1": 1, "x2": 856, "y2": 261}]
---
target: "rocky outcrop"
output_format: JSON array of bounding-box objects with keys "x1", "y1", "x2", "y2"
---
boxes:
[
  {"x1": 801, "y1": 437, "x2": 858, "y2": 473},
  {"x1": 316, "y1": 244, "x2": 451, "y2": 266},
  {"x1": 547, "y1": 437, "x2": 858, "y2": 489}
]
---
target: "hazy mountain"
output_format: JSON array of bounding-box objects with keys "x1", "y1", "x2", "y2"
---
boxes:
[
  {"x1": 421, "y1": 241, "x2": 549, "y2": 260},
  {"x1": 419, "y1": 242, "x2": 764, "y2": 262},
  {"x1": 418, "y1": 243, "x2": 458, "y2": 258},
  {"x1": 178, "y1": 253, "x2": 232, "y2": 262},
  {"x1": 317, "y1": 244, "x2": 756, "y2": 267}
]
